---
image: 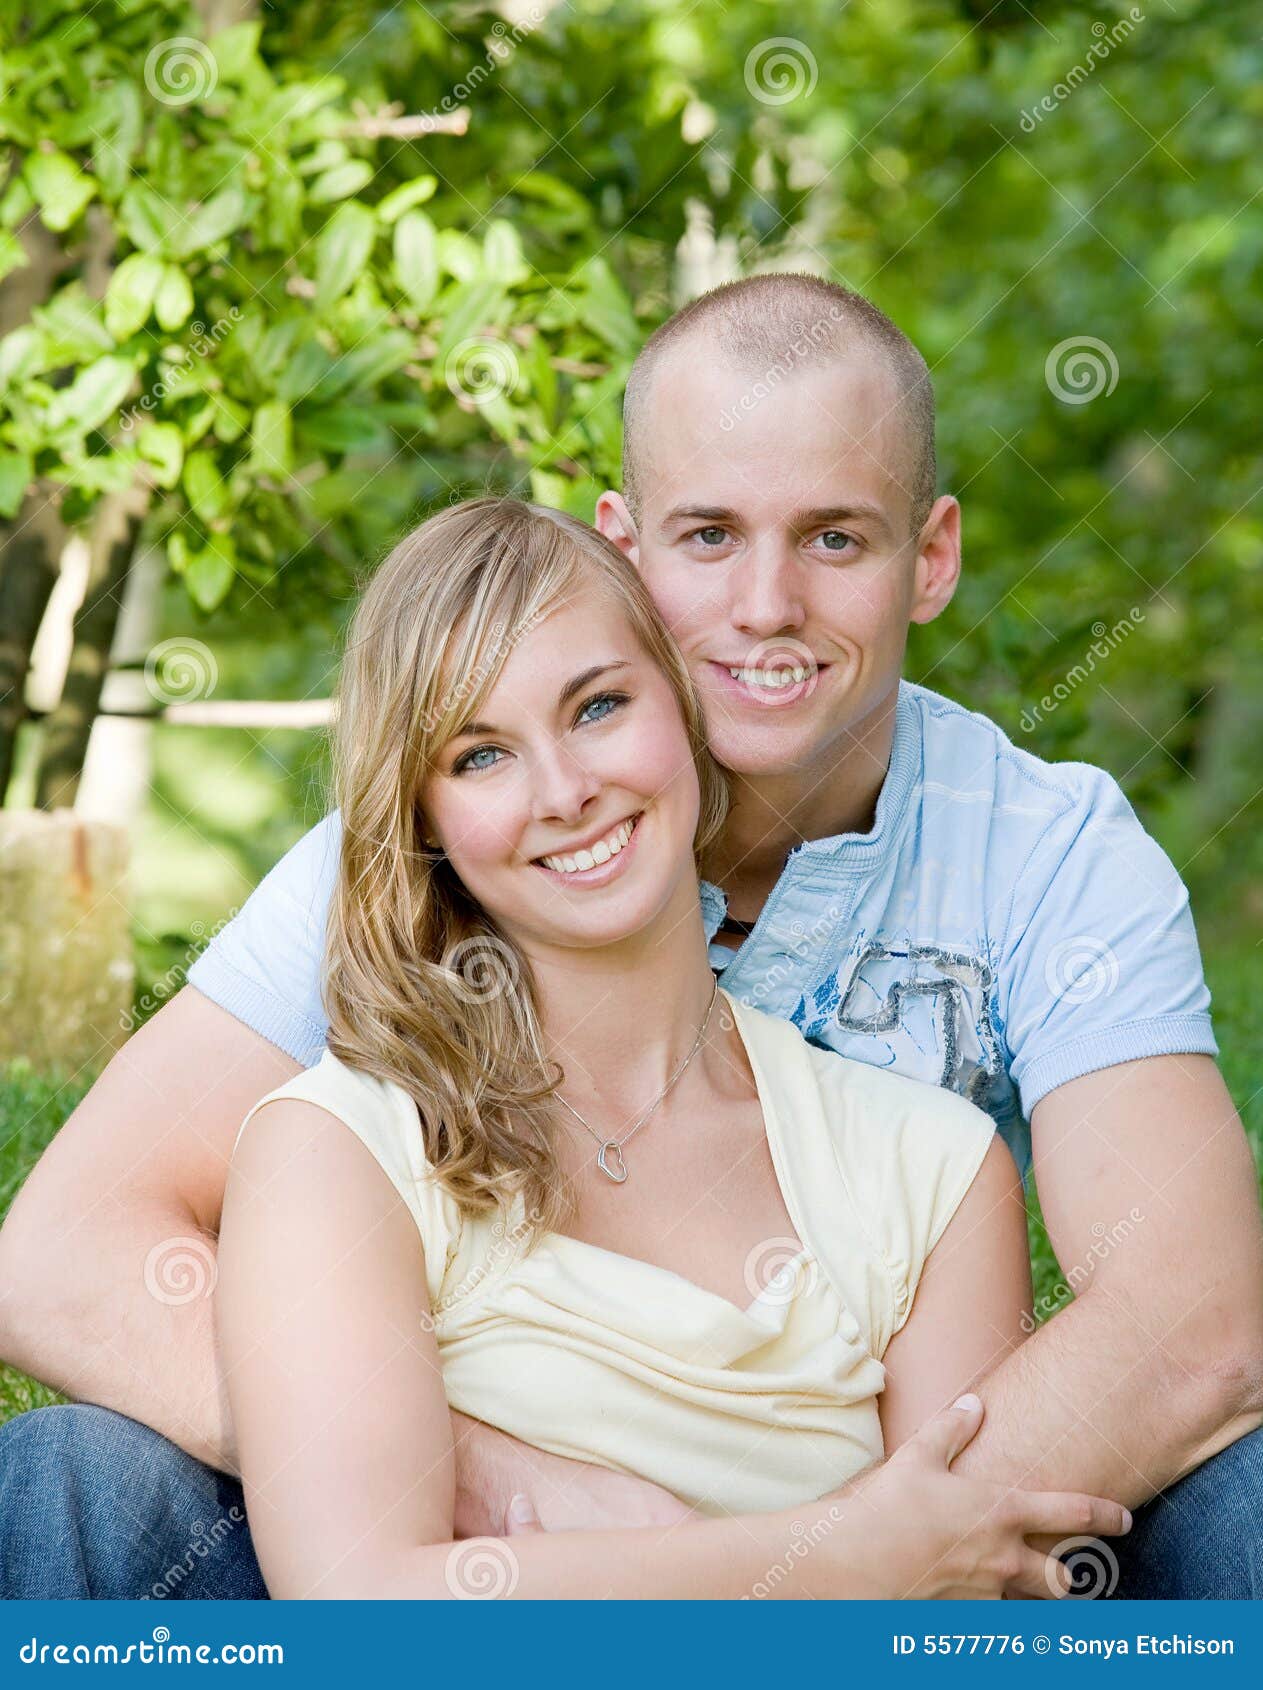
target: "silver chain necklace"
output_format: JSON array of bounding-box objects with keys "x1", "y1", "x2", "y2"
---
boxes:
[{"x1": 553, "y1": 976, "x2": 720, "y2": 1183}]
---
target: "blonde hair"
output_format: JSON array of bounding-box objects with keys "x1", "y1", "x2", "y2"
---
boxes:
[{"x1": 324, "y1": 496, "x2": 729, "y2": 1236}]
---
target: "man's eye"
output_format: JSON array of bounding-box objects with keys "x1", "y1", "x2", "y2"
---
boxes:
[
  {"x1": 453, "y1": 744, "x2": 503, "y2": 775},
  {"x1": 817, "y1": 530, "x2": 854, "y2": 552},
  {"x1": 693, "y1": 526, "x2": 729, "y2": 546}
]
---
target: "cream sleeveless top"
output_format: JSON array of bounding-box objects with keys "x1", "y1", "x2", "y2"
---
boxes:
[{"x1": 234, "y1": 989, "x2": 994, "y2": 1517}]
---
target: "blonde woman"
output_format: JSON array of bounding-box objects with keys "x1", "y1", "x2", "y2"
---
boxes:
[{"x1": 215, "y1": 497, "x2": 1130, "y2": 1599}]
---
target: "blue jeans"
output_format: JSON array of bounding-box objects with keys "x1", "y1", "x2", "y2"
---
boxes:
[{"x1": 1, "y1": 1403, "x2": 1261, "y2": 1599}]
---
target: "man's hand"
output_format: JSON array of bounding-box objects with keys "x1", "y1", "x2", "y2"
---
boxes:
[{"x1": 450, "y1": 1412, "x2": 694, "y2": 1536}]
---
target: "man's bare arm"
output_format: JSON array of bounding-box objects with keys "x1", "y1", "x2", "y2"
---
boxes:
[
  {"x1": 0, "y1": 988, "x2": 300, "y2": 1473},
  {"x1": 950, "y1": 1054, "x2": 1263, "y2": 1505}
]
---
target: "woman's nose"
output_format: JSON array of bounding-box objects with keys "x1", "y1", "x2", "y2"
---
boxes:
[{"x1": 530, "y1": 738, "x2": 601, "y2": 825}]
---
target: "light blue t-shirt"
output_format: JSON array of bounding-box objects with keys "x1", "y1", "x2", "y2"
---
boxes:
[{"x1": 189, "y1": 681, "x2": 1215, "y2": 1171}]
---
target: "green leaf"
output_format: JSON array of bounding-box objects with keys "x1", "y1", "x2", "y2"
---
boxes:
[
  {"x1": 170, "y1": 185, "x2": 249, "y2": 258},
  {"x1": 46, "y1": 356, "x2": 135, "y2": 435},
  {"x1": 210, "y1": 20, "x2": 262, "y2": 81},
  {"x1": 394, "y1": 210, "x2": 439, "y2": 314},
  {"x1": 0, "y1": 326, "x2": 42, "y2": 392},
  {"x1": 575, "y1": 257, "x2": 639, "y2": 353},
  {"x1": 296, "y1": 406, "x2": 391, "y2": 453},
  {"x1": 24, "y1": 151, "x2": 96, "y2": 232},
  {"x1": 0, "y1": 230, "x2": 28, "y2": 286},
  {"x1": 104, "y1": 253, "x2": 166, "y2": 341},
  {"x1": 314, "y1": 201, "x2": 376, "y2": 312},
  {"x1": 435, "y1": 278, "x2": 506, "y2": 365},
  {"x1": 309, "y1": 330, "x2": 413, "y2": 402},
  {"x1": 276, "y1": 339, "x2": 335, "y2": 405},
  {"x1": 377, "y1": 176, "x2": 437, "y2": 224},
  {"x1": 483, "y1": 219, "x2": 529, "y2": 287},
  {"x1": 119, "y1": 184, "x2": 173, "y2": 254},
  {"x1": 135, "y1": 422, "x2": 184, "y2": 488},
  {"x1": 249, "y1": 401, "x2": 292, "y2": 477},
  {"x1": 0, "y1": 449, "x2": 32, "y2": 517},
  {"x1": 154, "y1": 266, "x2": 194, "y2": 331},
  {"x1": 186, "y1": 540, "x2": 236, "y2": 612},
  {"x1": 182, "y1": 449, "x2": 228, "y2": 522},
  {"x1": 49, "y1": 452, "x2": 136, "y2": 494},
  {"x1": 309, "y1": 160, "x2": 374, "y2": 204}
]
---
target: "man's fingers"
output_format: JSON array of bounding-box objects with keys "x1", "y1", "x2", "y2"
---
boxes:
[{"x1": 910, "y1": 1393, "x2": 986, "y2": 1469}]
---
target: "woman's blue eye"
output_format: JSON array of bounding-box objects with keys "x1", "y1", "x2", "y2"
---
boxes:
[
  {"x1": 577, "y1": 690, "x2": 628, "y2": 726},
  {"x1": 453, "y1": 744, "x2": 503, "y2": 775}
]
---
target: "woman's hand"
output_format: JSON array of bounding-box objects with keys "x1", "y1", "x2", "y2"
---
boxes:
[{"x1": 829, "y1": 1394, "x2": 1132, "y2": 1599}]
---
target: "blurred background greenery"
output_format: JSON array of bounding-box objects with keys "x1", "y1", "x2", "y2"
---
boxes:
[{"x1": 1, "y1": 0, "x2": 1260, "y2": 1414}]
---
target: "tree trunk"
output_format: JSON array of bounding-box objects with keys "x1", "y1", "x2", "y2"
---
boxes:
[
  {"x1": 33, "y1": 485, "x2": 149, "y2": 810},
  {"x1": 0, "y1": 491, "x2": 66, "y2": 803}
]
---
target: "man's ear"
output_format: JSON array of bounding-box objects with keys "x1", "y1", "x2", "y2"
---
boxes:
[
  {"x1": 909, "y1": 494, "x2": 961, "y2": 626},
  {"x1": 595, "y1": 490, "x2": 639, "y2": 563}
]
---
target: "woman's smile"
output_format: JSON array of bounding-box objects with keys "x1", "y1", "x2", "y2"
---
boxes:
[{"x1": 533, "y1": 811, "x2": 645, "y2": 887}]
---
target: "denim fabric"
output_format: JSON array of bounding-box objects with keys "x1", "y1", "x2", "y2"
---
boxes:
[
  {"x1": 188, "y1": 682, "x2": 1215, "y2": 1174},
  {"x1": 3, "y1": 1403, "x2": 1260, "y2": 1599}
]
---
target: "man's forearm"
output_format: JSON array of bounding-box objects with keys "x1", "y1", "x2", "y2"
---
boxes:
[
  {"x1": 0, "y1": 1199, "x2": 239, "y2": 1477},
  {"x1": 952, "y1": 1284, "x2": 1263, "y2": 1507}
]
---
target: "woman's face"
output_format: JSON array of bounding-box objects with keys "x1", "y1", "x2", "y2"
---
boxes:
[{"x1": 421, "y1": 580, "x2": 704, "y2": 956}]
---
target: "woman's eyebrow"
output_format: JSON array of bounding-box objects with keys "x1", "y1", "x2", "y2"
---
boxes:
[
  {"x1": 557, "y1": 659, "x2": 632, "y2": 709},
  {"x1": 450, "y1": 660, "x2": 633, "y2": 740}
]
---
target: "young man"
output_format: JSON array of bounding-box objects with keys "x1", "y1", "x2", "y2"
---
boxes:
[{"x1": 2, "y1": 275, "x2": 1261, "y2": 1598}]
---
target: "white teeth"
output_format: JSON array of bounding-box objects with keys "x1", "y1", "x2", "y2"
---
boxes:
[
  {"x1": 540, "y1": 817, "x2": 637, "y2": 875},
  {"x1": 728, "y1": 665, "x2": 809, "y2": 688}
]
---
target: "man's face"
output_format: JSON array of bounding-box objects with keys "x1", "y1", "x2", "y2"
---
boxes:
[{"x1": 597, "y1": 349, "x2": 958, "y2": 783}]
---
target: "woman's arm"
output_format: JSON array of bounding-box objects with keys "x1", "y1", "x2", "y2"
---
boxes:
[
  {"x1": 878, "y1": 1136, "x2": 1032, "y2": 1454},
  {"x1": 216, "y1": 1106, "x2": 1120, "y2": 1599}
]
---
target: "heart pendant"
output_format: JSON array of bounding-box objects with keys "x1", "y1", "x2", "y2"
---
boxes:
[{"x1": 597, "y1": 1140, "x2": 628, "y2": 1183}]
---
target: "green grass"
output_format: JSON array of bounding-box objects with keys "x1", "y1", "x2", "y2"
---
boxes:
[{"x1": 2, "y1": 934, "x2": 1259, "y2": 1427}]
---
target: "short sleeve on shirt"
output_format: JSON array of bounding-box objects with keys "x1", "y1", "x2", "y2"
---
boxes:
[
  {"x1": 233, "y1": 1050, "x2": 463, "y2": 1308},
  {"x1": 997, "y1": 767, "x2": 1216, "y2": 1117},
  {"x1": 799, "y1": 1045, "x2": 997, "y2": 1356},
  {"x1": 188, "y1": 813, "x2": 341, "y2": 1066}
]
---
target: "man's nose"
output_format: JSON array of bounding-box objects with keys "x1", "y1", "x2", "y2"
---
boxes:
[
  {"x1": 728, "y1": 542, "x2": 807, "y2": 638},
  {"x1": 530, "y1": 737, "x2": 601, "y2": 825}
]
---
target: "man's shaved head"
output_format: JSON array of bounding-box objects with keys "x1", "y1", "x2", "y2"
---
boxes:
[{"x1": 621, "y1": 273, "x2": 936, "y2": 534}]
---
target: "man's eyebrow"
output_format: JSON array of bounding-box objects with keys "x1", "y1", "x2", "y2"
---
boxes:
[
  {"x1": 657, "y1": 502, "x2": 891, "y2": 536},
  {"x1": 450, "y1": 661, "x2": 633, "y2": 740}
]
